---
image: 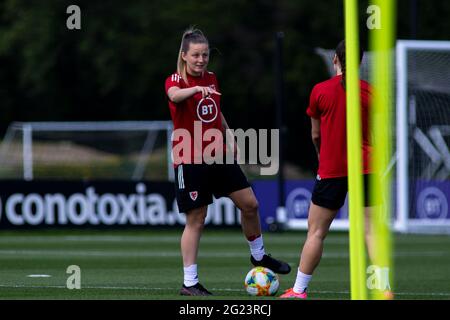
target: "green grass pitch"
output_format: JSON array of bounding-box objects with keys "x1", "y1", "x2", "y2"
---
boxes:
[{"x1": 0, "y1": 229, "x2": 449, "y2": 300}]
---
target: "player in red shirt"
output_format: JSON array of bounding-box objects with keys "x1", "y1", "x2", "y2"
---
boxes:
[
  {"x1": 165, "y1": 28, "x2": 290, "y2": 296},
  {"x1": 281, "y1": 40, "x2": 377, "y2": 299}
]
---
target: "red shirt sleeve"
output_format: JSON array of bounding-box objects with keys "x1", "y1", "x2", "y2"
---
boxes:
[
  {"x1": 306, "y1": 85, "x2": 321, "y2": 119},
  {"x1": 165, "y1": 73, "x2": 183, "y2": 96}
]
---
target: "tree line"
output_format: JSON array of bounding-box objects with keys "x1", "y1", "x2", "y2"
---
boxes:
[{"x1": 1, "y1": 0, "x2": 449, "y2": 175}]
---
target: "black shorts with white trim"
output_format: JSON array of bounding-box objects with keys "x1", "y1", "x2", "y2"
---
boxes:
[
  {"x1": 174, "y1": 162, "x2": 250, "y2": 213},
  {"x1": 311, "y1": 174, "x2": 376, "y2": 210}
]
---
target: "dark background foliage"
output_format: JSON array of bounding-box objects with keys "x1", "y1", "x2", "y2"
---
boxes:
[{"x1": 0, "y1": 0, "x2": 448, "y2": 175}]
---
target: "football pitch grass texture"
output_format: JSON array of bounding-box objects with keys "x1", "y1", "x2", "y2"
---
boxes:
[{"x1": 0, "y1": 229, "x2": 449, "y2": 300}]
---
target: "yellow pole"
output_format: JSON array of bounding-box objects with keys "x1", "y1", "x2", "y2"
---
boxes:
[
  {"x1": 369, "y1": 0, "x2": 396, "y2": 300},
  {"x1": 344, "y1": 0, "x2": 368, "y2": 300}
]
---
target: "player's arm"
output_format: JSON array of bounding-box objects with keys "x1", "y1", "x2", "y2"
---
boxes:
[
  {"x1": 167, "y1": 86, "x2": 221, "y2": 103},
  {"x1": 221, "y1": 112, "x2": 239, "y2": 157},
  {"x1": 306, "y1": 86, "x2": 321, "y2": 160},
  {"x1": 311, "y1": 118, "x2": 321, "y2": 160},
  {"x1": 221, "y1": 112, "x2": 233, "y2": 142}
]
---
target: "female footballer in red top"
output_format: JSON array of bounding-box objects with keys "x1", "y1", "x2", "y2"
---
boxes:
[
  {"x1": 280, "y1": 40, "x2": 382, "y2": 299},
  {"x1": 165, "y1": 28, "x2": 290, "y2": 296}
]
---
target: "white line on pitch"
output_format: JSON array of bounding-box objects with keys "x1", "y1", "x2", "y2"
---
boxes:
[
  {"x1": 0, "y1": 249, "x2": 447, "y2": 259},
  {"x1": 0, "y1": 284, "x2": 448, "y2": 297},
  {"x1": 0, "y1": 234, "x2": 448, "y2": 244}
]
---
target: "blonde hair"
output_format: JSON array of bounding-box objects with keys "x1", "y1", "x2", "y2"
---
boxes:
[{"x1": 176, "y1": 28, "x2": 209, "y2": 85}]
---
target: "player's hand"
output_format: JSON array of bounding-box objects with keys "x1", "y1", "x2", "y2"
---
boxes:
[{"x1": 196, "y1": 86, "x2": 221, "y2": 98}]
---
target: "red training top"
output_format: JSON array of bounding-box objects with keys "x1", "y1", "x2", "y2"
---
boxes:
[
  {"x1": 165, "y1": 71, "x2": 223, "y2": 165},
  {"x1": 306, "y1": 74, "x2": 372, "y2": 179}
]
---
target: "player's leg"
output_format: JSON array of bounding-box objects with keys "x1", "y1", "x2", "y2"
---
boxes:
[
  {"x1": 300, "y1": 177, "x2": 346, "y2": 273},
  {"x1": 211, "y1": 162, "x2": 257, "y2": 237},
  {"x1": 215, "y1": 163, "x2": 291, "y2": 274},
  {"x1": 281, "y1": 177, "x2": 346, "y2": 298},
  {"x1": 211, "y1": 163, "x2": 258, "y2": 236},
  {"x1": 175, "y1": 164, "x2": 213, "y2": 296},
  {"x1": 228, "y1": 187, "x2": 261, "y2": 240},
  {"x1": 299, "y1": 203, "x2": 339, "y2": 275},
  {"x1": 179, "y1": 205, "x2": 213, "y2": 296},
  {"x1": 229, "y1": 187, "x2": 264, "y2": 264},
  {"x1": 280, "y1": 204, "x2": 339, "y2": 299},
  {"x1": 229, "y1": 187, "x2": 290, "y2": 274},
  {"x1": 363, "y1": 174, "x2": 375, "y2": 262},
  {"x1": 364, "y1": 206, "x2": 375, "y2": 262},
  {"x1": 362, "y1": 175, "x2": 394, "y2": 299},
  {"x1": 181, "y1": 205, "x2": 208, "y2": 267},
  {"x1": 281, "y1": 203, "x2": 339, "y2": 298}
]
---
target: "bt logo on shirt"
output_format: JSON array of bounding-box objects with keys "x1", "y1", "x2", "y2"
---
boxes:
[{"x1": 197, "y1": 96, "x2": 218, "y2": 123}]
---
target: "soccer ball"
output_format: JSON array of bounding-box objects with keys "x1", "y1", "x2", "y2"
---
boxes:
[{"x1": 244, "y1": 266, "x2": 280, "y2": 296}]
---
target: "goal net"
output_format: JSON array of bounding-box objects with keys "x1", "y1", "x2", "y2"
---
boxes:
[
  {"x1": 396, "y1": 40, "x2": 450, "y2": 234},
  {"x1": 0, "y1": 121, "x2": 174, "y2": 181}
]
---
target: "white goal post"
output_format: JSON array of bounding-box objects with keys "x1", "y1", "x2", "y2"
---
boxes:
[
  {"x1": 0, "y1": 121, "x2": 174, "y2": 181},
  {"x1": 396, "y1": 40, "x2": 450, "y2": 234}
]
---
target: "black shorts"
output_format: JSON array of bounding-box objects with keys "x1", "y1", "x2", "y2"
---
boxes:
[
  {"x1": 174, "y1": 163, "x2": 250, "y2": 213},
  {"x1": 311, "y1": 174, "x2": 375, "y2": 210}
]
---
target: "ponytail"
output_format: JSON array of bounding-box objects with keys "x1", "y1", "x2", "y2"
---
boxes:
[
  {"x1": 176, "y1": 28, "x2": 209, "y2": 85},
  {"x1": 335, "y1": 40, "x2": 364, "y2": 90}
]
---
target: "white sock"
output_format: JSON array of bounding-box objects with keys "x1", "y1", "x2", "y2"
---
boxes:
[
  {"x1": 293, "y1": 269, "x2": 312, "y2": 293},
  {"x1": 183, "y1": 264, "x2": 199, "y2": 287},
  {"x1": 248, "y1": 235, "x2": 265, "y2": 261}
]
